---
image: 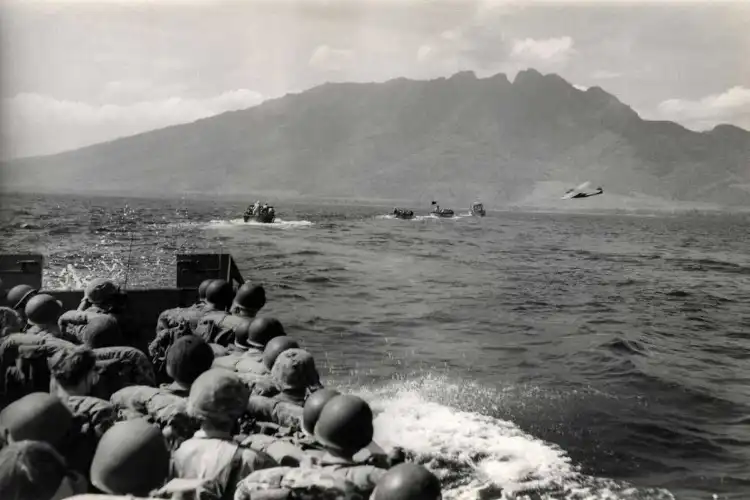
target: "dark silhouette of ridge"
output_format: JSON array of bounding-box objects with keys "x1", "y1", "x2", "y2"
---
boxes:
[{"x1": 2, "y1": 69, "x2": 749, "y2": 206}]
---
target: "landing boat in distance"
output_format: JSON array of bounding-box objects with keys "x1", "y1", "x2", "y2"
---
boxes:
[
  {"x1": 430, "y1": 201, "x2": 455, "y2": 218},
  {"x1": 561, "y1": 182, "x2": 604, "y2": 200},
  {"x1": 470, "y1": 201, "x2": 486, "y2": 217},
  {"x1": 243, "y1": 201, "x2": 276, "y2": 223},
  {"x1": 392, "y1": 208, "x2": 415, "y2": 220}
]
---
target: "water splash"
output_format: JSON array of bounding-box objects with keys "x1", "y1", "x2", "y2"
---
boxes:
[
  {"x1": 348, "y1": 376, "x2": 675, "y2": 500},
  {"x1": 206, "y1": 217, "x2": 314, "y2": 229}
]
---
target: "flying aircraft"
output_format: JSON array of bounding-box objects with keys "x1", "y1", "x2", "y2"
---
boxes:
[{"x1": 561, "y1": 181, "x2": 604, "y2": 200}]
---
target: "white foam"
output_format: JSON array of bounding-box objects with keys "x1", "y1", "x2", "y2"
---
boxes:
[
  {"x1": 206, "y1": 217, "x2": 313, "y2": 229},
  {"x1": 348, "y1": 377, "x2": 675, "y2": 500}
]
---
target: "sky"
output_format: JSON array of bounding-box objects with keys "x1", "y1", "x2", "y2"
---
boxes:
[{"x1": 1, "y1": 0, "x2": 748, "y2": 160}]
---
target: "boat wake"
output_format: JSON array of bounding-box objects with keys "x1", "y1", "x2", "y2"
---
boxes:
[
  {"x1": 350, "y1": 376, "x2": 675, "y2": 500},
  {"x1": 378, "y1": 214, "x2": 472, "y2": 221},
  {"x1": 207, "y1": 217, "x2": 314, "y2": 229}
]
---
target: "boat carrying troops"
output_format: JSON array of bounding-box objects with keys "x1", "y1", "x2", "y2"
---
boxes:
[{"x1": 0, "y1": 252, "x2": 444, "y2": 500}]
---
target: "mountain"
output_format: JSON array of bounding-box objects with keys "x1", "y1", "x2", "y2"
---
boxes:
[{"x1": 3, "y1": 69, "x2": 750, "y2": 208}]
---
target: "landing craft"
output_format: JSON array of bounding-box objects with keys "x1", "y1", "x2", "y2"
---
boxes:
[
  {"x1": 561, "y1": 181, "x2": 604, "y2": 200},
  {"x1": 470, "y1": 201, "x2": 486, "y2": 217},
  {"x1": 243, "y1": 201, "x2": 276, "y2": 223},
  {"x1": 430, "y1": 201, "x2": 454, "y2": 218}
]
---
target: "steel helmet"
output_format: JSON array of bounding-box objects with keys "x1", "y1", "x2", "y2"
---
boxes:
[
  {"x1": 302, "y1": 388, "x2": 340, "y2": 435},
  {"x1": 371, "y1": 463, "x2": 442, "y2": 500},
  {"x1": 237, "y1": 317, "x2": 284, "y2": 348},
  {"x1": 204, "y1": 280, "x2": 234, "y2": 309},
  {"x1": 198, "y1": 279, "x2": 215, "y2": 301},
  {"x1": 313, "y1": 394, "x2": 373, "y2": 455},
  {"x1": 166, "y1": 335, "x2": 215, "y2": 386},
  {"x1": 6, "y1": 284, "x2": 38, "y2": 310},
  {"x1": 79, "y1": 314, "x2": 123, "y2": 348},
  {"x1": 0, "y1": 393, "x2": 73, "y2": 447},
  {"x1": 90, "y1": 419, "x2": 170, "y2": 496},
  {"x1": 84, "y1": 278, "x2": 120, "y2": 305},
  {"x1": 271, "y1": 348, "x2": 322, "y2": 393},
  {"x1": 233, "y1": 283, "x2": 266, "y2": 312},
  {"x1": 187, "y1": 369, "x2": 250, "y2": 424},
  {"x1": 24, "y1": 294, "x2": 64, "y2": 325},
  {"x1": 262, "y1": 336, "x2": 300, "y2": 370}
]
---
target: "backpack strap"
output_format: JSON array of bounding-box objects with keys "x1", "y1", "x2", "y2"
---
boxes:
[{"x1": 217, "y1": 443, "x2": 245, "y2": 500}]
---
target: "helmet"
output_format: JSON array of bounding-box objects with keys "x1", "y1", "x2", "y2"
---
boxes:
[
  {"x1": 371, "y1": 463, "x2": 442, "y2": 500},
  {"x1": 187, "y1": 369, "x2": 249, "y2": 424},
  {"x1": 263, "y1": 336, "x2": 300, "y2": 370},
  {"x1": 237, "y1": 317, "x2": 283, "y2": 348},
  {"x1": 198, "y1": 279, "x2": 215, "y2": 301},
  {"x1": 80, "y1": 314, "x2": 123, "y2": 348},
  {"x1": 233, "y1": 283, "x2": 266, "y2": 312},
  {"x1": 314, "y1": 395, "x2": 373, "y2": 455},
  {"x1": 302, "y1": 388, "x2": 340, "y2": 435},
  {"x1": 90, "y1": 419, "x2": 170, "y2": 496},
  {"x1": 271, "y1": 348, "x2": 322, "y2": 393},
  {"x1": 205, "y1": 280, "x2": 234, "y2": 309},
  {"x1": 0, "y1": 393, "x2": 73, "y2": 447},
  {"x1": 84, "y1": 278, "x2": 120, "y2": 305},
  {"x1": 166, "y1": 335, "x2": 215, "y2": 386},
  {"x1": 0, "y1": 441, "x2": 79, "y2": 500},
  {"x1": 6, "y1": 284, "x2": 38, "y2": 310},
  {"x1": 24, "y1": 294, "x2": 63, "y2": 325}
]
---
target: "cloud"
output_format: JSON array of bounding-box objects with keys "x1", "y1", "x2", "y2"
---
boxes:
[
  {"x1": 510, "y1": 36, "x2": 573, "y2": 62},
  {"x1": 309, "y1": 45, "x2": 355, "y2": 71},
  {"x1": 573, "y1": 84, "x2": 588, "y2": 91},
  {"x1": 656, "y1": 86, "x2": 750, "y2": 130},
  {"x1": 1, "y1": 89, "x2": 264, "y2": 159}
]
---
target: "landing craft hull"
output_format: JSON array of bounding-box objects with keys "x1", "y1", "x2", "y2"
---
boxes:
[
  {"x1": 244, "y1": 213, "x2": 275, "y2": 223},
  {"x1": 431, "y1": 210, "x2": 455, "y2": 218},
  {"x1": 0, "y1": 253, "x2": 246, "y2": 349},
  {"x1": 470, "y1": 210, "x2": 486, "y2": 217}
]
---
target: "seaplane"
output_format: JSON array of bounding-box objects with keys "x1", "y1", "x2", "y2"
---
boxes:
[{"x1": 561, "y1": 181, "x2": 604, "y2": 200}]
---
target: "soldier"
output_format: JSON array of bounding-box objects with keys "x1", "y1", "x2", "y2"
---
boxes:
[
  {"x1": 230, "y1": 283, "x2": 266, "y2": 319},
  {"x1": 89, "y1": 419, "x2": 171, "y2": 496},
  {"x1": 5, "y1": 284, "x2": 39, "y2": 329},
  {"x1": 262, "y1": 336, "x2": 300, "y2": 372},
  {"x1": 230, "y1": 316, "x2": 282, "y2": 357},
  {"x1": 371, "y1": 463, "x2": 443, "y2": 500},
  {"x1": 270, "y1": 348, "x2": 323, "y2": 405},
  {"x1": 155, "y1": 278, "x2": 215, "y2": 336},
  {"x1": 48, "y1": 346, "x2": 117, "y2": 482},
  {"x1": 172, "y1": 369, "x2": 277, "y2": 499},
  {"x1": 59, "y1": 278, "x2": 139, "y2": 349},
  {"x1": 91, "y1": 345, "x2": 156, "y2": 400},
  {"x1": 0, "y1": 392, "x2": 74, "y2": 449},
  {"x1": 0, "y1": 441, "x2": 89, "y2": 500},
  {"x1": 76, "y1": 314, "x2": 124, "y2": 348},
  {"x1": 237, "y1": 395, "x2": 386, "y2": 498},
  {"x1": 0, "y1": 278, "x2": 23, "y2": 336},
  {"x1": 194, "y1": 281, "x2": 262, "y2": 347},
  {"x1": 160, "y1": 335, "x2": 215, "y2": 397},
  {"x1": 24, "y1": 294, "x2": 80, "y2": 344}
]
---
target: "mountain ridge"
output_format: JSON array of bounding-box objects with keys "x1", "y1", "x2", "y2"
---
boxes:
[{"x1": 3, "y1": 68, "x2": 749, "y2": 208}]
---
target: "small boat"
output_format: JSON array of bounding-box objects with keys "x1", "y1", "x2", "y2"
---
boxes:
[
  {"x1": 392, "y1": 208, "x2": 415, "y2": 220},
  {"x1": 430, "y1": 201, "x2": 455, "y2": 218},
  {"x1": 470, "y1": 202, "x2": 486, "y2": 217},
  {"x1": 243, "y1": 202, "x2": 276, "y2": 223}
]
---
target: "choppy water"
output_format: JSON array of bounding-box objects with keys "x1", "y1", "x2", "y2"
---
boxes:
[{"x1": 3, "y1": 192, "x2": 750, "y2": 500}]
